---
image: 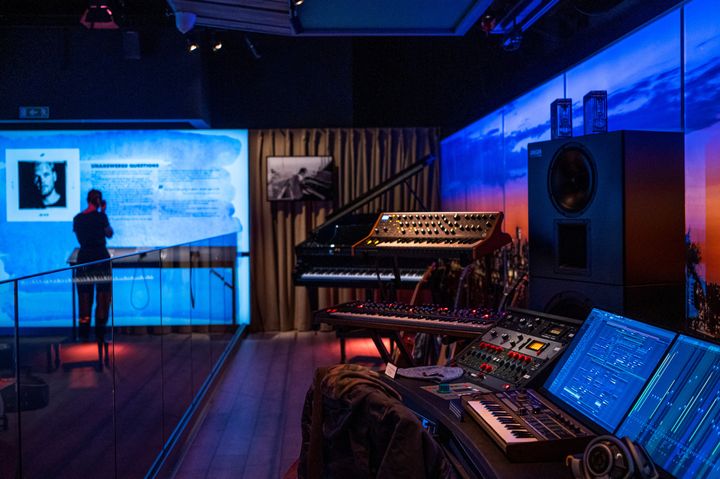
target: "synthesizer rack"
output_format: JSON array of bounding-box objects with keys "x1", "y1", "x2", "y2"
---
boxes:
[
  {"x1": 453, "y1": 309, "x2": 580, "y2": 391},
  {"x1": 353, "y1": 212, "x2": 512, "y2": 260},
  {"x1": 313, "y1": 301, "x2": 497, "y2": 338},
  {"x1": 463, "y1": 389, "x2": 594, "y2": 462}
]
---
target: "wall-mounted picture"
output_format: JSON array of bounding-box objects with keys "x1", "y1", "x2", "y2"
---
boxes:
[
  {"x1": 5, "y1": 148, "x2": 80, "y2": 222},
  {"x1": 266, "y1": 156, "x2": 334, "y2": 201}
]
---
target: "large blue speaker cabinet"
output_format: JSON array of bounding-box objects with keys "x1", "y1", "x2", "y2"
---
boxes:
[{"x1": 527, "y1": 131, "x2": 685, "y2": 327}]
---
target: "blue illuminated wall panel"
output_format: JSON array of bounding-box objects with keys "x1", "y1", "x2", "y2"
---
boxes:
[
  {"x1": 440, "y1": 110, "x2": 503, "y2": 211},
  {"x1": 0, "y1": 130, "x2": 250, "y2": 326},
  {"x1": 565, "y1": 10, "x2": 681, "y2": 136},
  {"x1": 503, "y1": 76, "x2": 564, "y2": 237},
  {"x1": 441, "y1": 0, "x2": 718, "y2": 336},
  {"x1": 685, "y1": 0, "x2": 720, "y2": 336}
]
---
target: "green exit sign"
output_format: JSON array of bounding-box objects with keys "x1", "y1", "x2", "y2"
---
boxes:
[{"x1": 19, "y1": 106, "x2": 50, "y2": 119}]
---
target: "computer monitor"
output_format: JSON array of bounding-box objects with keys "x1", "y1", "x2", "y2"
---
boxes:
[
  {"x1": 617, "y1": 335, "x2": 720, "y2": 479},
  {"x1": 544, "y1": 309, "x2": 676, "y2": 432}
]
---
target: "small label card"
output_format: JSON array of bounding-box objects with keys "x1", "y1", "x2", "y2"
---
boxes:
[{"x1": 385, "y1": 362, "x2": 398, "y2": 378}]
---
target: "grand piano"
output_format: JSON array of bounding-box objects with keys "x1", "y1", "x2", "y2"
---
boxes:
[{"x1": 293, "y1": 154, "x2": 436, "y2": 291}]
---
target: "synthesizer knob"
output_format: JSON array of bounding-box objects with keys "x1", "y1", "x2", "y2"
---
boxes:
[
  {"x1": 517, "y1": 335, "x2": 524, "y2": 341},
  {"x1": 510, "y1": 341, "x2": 516, "y2": 347},
  {"x1": 374, "y1": 228, "x2": 379, "y2": 233},
  {"x1": 401, "y1": 229, "x2": 406, "y2": 234},
  {"x1": 501, "y1": 333, "x2": 509, "y2": 341},
  {"x1": 453, "y1": 213, "x2": 460, "y2": 220},
  {"x1": 383, "y1": 226, "x2": 388, "y2": 232},
  {"x1": 490, "y1": 330, "x2": 497, "y2": 337}
]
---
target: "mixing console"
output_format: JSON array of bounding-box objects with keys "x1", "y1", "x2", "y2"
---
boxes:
[
  {"x1": 353, "y1": 211, "x2": 512, "y2": 260},
  {"x1": 313, "y1": 301, "x2": 496, "y2": 337},
  {"x1": 454, "y1": 309, "x2": 580, "y2": 391},
  {"x1": 463, "y1": 389, "x2": 594, "y2": 462}
]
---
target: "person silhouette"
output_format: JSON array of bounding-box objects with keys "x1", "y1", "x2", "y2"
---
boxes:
[{"x1": 72, "y1": 189, "x2": 113, "y2": 369}]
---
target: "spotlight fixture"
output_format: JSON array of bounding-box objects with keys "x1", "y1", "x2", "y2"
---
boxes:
[
  {"x1": 80, "y1": 1, "x2": 119, "y2": 29},
  {"x1": 502, "y1": 30, "x2": 523, "y2": 51},
  {"x1": 211, "y1": 34, "x2": 223, "y2": 52},
  {"x1": 186, "y1": 38, "x2": 200, "y2": 53},
  {"x1": 292, "y1": 0, "x2": 305, "y2": 6}
]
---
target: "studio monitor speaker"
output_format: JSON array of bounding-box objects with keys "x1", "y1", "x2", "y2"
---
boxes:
[{"x1": 527, "y1": 130, "x2": 685, "y2": 324}]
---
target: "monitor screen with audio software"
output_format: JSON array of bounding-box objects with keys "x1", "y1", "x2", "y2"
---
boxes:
[
  {"x1": 544, "y1": 309, "x2": 676, "y2": 432},
  {"x1": 617, "y1": 335, "x2": 720, "y2": 479}
]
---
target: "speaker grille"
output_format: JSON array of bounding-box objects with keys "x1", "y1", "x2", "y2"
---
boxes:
[{"x1": 548, "y1": 145, "x2": 596, "y2": 215}]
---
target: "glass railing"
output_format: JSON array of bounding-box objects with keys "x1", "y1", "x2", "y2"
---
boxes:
[{"x1": 0, "y1": 233, "x2": 243, "y2": 479}]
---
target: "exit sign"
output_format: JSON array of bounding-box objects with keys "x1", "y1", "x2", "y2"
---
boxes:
[{"x1": 19, "y1": 106, "x2": 50, "y2": 119}]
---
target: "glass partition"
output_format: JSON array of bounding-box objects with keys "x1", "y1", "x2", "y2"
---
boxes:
[
  {"x1": 114, "y1": 249, "x2": 164, "y2": 478},
  {"x1": 0, "y1": 280, "x2": 18, "y2": 479},
  {"x1": 0, "y1": 233, "x2": 241, "y2": 478}
]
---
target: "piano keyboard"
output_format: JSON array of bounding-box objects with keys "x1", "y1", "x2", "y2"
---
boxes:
[
  {"x1": 465, "y1": 399, "x2": 538, "y2": 445},
  {"x1": 296, "y1": 267, "x2": 425, "y2": 285},
  {"x1": 313, "y1": 301, "x2": 496, "y2": 337},
  {"x1": 462, "y1": 389, "x2": 594, "y2": 462}
]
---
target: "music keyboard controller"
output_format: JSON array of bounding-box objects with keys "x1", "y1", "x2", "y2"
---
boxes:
[
  {"x1": 463, "y1": 389, "x2": 594, "y2": 462},
  {"x1": 454, "y1": 309, "x2": 580, "y2": 391},
  {"x1": 353, "y1": 211, "x2": 512, "y2": 260},
  {"x1": 313, "y1": 301, "x2": 497, "y2": 337}
]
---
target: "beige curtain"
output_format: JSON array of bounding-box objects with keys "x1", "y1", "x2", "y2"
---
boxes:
[{"x1": 250, "y1": 128, "x2": 440, "y2": 332}]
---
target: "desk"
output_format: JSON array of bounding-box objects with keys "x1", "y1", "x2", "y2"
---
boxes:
[{"x1": 382, "y1": 375, "x2": 573, "y2": 479}]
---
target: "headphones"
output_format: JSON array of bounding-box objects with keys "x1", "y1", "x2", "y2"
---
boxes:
[{"x1": 566, "y1": 435, "x2": 658, "y2": 479}]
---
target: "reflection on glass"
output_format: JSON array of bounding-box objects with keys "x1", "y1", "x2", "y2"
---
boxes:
[
  {"x1": 190, "y1": 239, "x2": 212, "y2": 396},
  {"x1": 19, "y1": 268, "x2": 115, "y2": 479},
  {"x1": 161, "y1": 249, "x2": 193, "y2": 442},
  {"x1": 0, "y1": 231, "x2": 240, "y2": 476},
  {"x1": 113, "y1": 249, "x2": 164, "y2": 478}
]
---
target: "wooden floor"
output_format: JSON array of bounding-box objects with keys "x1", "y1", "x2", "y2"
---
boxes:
[{"x1": 170, "y1": 331, "x2": 387, "y2": 479}]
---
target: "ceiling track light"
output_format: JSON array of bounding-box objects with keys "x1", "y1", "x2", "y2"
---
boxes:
[
  {"x1": 186, "y1": 38, "x2": 200, "y2": 53},
  {"x1": 211, "y1": 33, "x2": 223, "y2": 52},
  {"x1": 292, "y1": 0, "x2": 305, "y2": 6}
]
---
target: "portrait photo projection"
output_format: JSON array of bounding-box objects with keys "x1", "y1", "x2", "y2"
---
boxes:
[
  {"x1": 0, "y1": 130, "x2": 250, "y2": 327},
  {"x1": 5, "y1": 148, "x2": 80, "y2": 222}
]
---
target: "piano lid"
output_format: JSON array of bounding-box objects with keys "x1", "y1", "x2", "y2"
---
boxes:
[{"x1": 311, "y1": 154, "x2": 435, "y2": 236}]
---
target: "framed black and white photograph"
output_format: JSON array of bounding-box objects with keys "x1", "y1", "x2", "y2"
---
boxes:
[
  {"x1": 5, "y1": 148, "x2": 80, "y2": 222},
  {"x1": 266, "y1": 156, "x2": 334, "y2": 201}
]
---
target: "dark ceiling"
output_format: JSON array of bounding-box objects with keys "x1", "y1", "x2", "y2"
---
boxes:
[{"x1": 0, "y1": 0, "x2": 684, "y2": 130}]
